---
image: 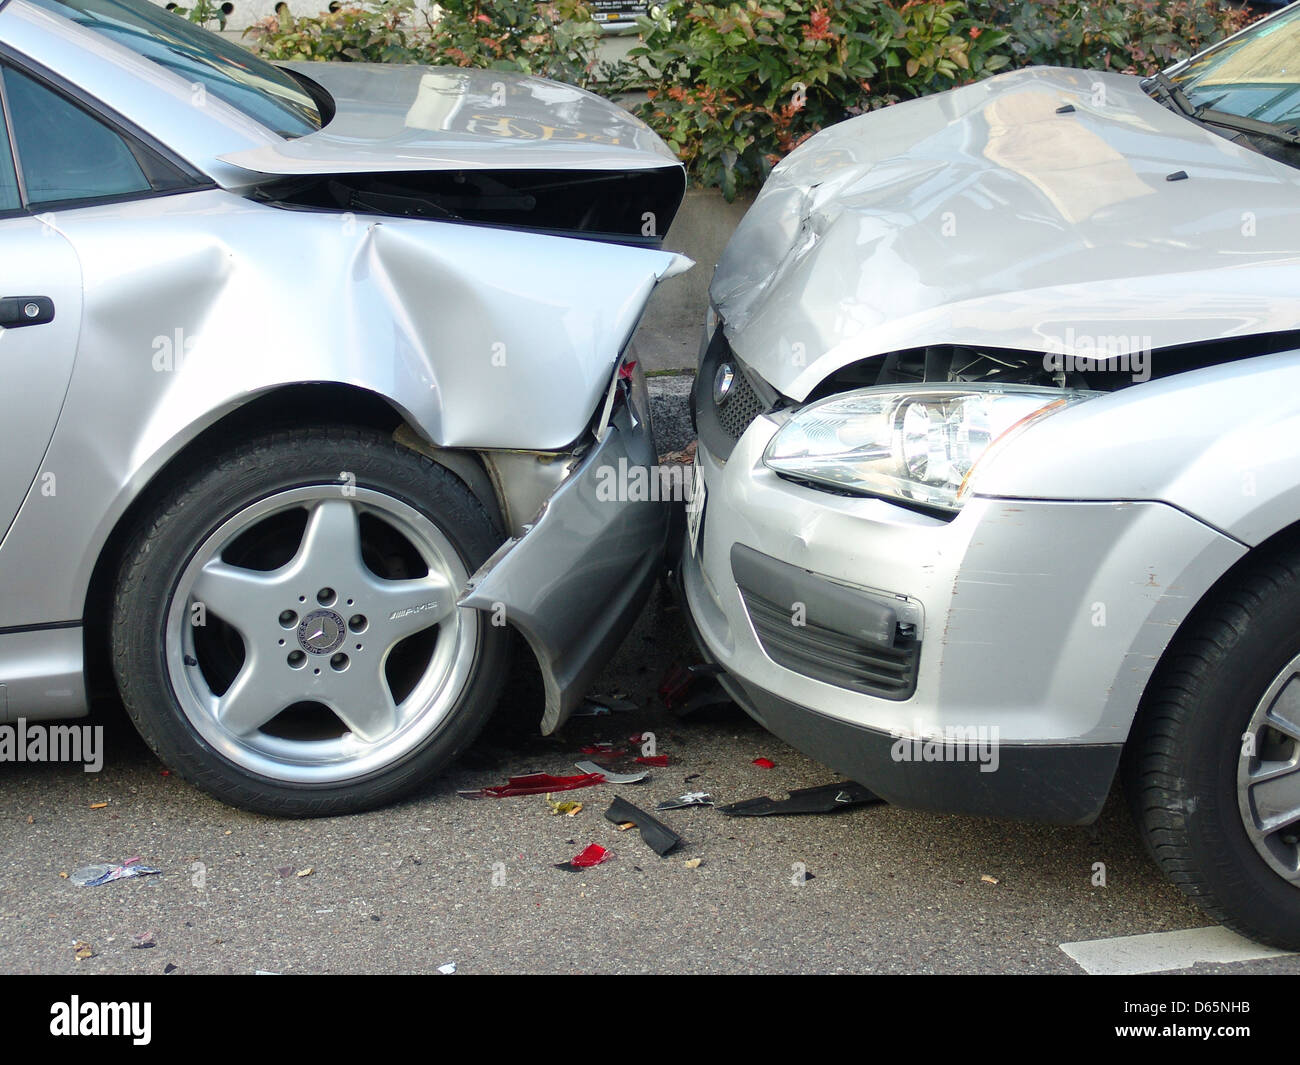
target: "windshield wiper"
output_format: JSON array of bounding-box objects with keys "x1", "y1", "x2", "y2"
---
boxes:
[
  {"x1": 1143, "y1": 70, "x2": 1300, "y2": 149},
  {"x1": 1143, "y1": 70, "x2": 1200, "y2": 118},
  {"x1": 1196, "y1": 108, "x2": 1300, "y2": 147}
]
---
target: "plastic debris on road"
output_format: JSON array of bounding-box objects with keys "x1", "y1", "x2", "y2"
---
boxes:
[
  {"x1": 752, "y1": 757, "x2": 776, "y2": 769},
  {"x1": 69, "y1": 858, "x2": 162, "y2": 887},
  {"x1": 634, "y1": 755, "x2": 669, "y2": 767},
  {"x1": 458, "y1": 771, "x2": 606, "y2": 798},
  {"x1": 555, "y1": 843, "x2": 610, "y2": 871},
  {"x1": 579, "y1": 743, "x2": 626, "y2": 757},
  {"x1": 73, "y1": 941, "x2": 94, "y2": 961},
  {"x1": 573, "y1": 760, "x2": 648, "y2": 785},
  {"x1": 545, "y1": 795, "x2": 584, "y2": 817},
  {"x1": 438, "y1": 962, "x2": 457, "y2": 975},
  {"x1": 604, "y1": 797, "x2": 683, "y2": 857},
  {"x1": 132, "y1": 931, "x2": 156, "y2": 950},
  {"x1": 656, "y1": 792, "x2": 714, "y2": 811},
  {"x1": 719, "y1": 782, "x2": 881, "y2": 817}
]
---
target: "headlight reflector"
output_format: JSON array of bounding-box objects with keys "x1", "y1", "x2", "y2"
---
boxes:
[{"x1": 764, "y1": 384, "x2": 1096, "y2": 511}]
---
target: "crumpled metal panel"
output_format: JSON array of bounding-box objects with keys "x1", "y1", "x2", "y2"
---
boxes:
[
  {"x1": 459, "y1": 397, "x2": 668, "y2": 734},
  {"x1": 711, "y1": 66, "x2": 1300, "y2": 400},
  {"x1": 0, "y1": 189, "x2": 687, "y2": 630}
]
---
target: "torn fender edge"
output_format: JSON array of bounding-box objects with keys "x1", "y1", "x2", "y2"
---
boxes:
[{"x1": 458, "y1": 397, "x2": 669, "y2": 734}]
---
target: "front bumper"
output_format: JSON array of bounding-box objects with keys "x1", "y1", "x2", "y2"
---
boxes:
[
  {"x1": 682, "y1": 415, "x2": 1244, "y2": 824},
  {"x1": 461, "y1": 389, "x2": 668, "y2": 734}
]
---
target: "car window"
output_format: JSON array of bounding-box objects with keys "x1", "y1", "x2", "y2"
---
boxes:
[
  {"x1": 28, "y1": 0, "x2": 321, "y2": 138},
  {"x1": 1, "y1": 65, "x2": 153, "y2": 205},
  {"x1": 1172, "y1": 4, "x2": 1300, "y2": 125},
  {"x1": 0, "y1": 91, "x2": 19, "y2": 213}
]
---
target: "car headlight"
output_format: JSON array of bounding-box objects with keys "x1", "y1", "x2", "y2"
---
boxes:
[{"x1": 764, "y1": 384, "x2": 1097, "y2": 511}]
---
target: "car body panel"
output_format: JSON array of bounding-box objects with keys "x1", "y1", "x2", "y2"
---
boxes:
[
  {"x1": 222, "y1": 63, "x2": 682, "y2": 176},
  {"x1": 709, "y1": 66, "x2": 1300, "y2": 401},
  {"x1": 686, "y1": 413, "x2": 1245, "y2": 749},
  {"x1": 461, "y1": 395, "x2": 668, "y2": 734},
  {"x1": 0, "y1": 189, "x2": 685, "y2": 635},
  {"x1": 0, "y1": 1, "x2": 690, "y2": 740},
  {"x1": 685, "y1": 53, "x2": 1300, "y2": 821},
  {"x1": 972, "y1": 349, "x2": 1300, "y2": 547},
  {"x1": 0, "y1": 217, "x2": 83, "y2": 542}
]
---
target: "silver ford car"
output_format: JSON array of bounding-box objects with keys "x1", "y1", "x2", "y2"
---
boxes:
[
  {"x1": 0, "y1": 0, "x2": 687, "y2": 814},
  {"x1": 683, "y1": 4, "x2": 1300, "y2": 947}
]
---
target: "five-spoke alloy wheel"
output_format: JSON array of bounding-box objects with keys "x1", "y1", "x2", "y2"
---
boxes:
[{"x1": 112, "y1": 427, "x2": 508, "y2": 816}]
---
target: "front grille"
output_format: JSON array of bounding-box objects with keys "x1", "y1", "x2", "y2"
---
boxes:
[
  {"x1": 731, "y1": 544, "x2": 921, "y2": 700},
  {"x1": 694, "y1": 326, "x2": 771, "y2": 461},
  {"x1": 716, "y1": 362, "x2": 764, "y2": 442}
]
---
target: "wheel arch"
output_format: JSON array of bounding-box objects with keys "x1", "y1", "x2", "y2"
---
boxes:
[
  {"x1": 1125, "y1": 518, "x2": 1300, "y2": 750},
  {"x1": 80, "y1": 382, "x2": 504, "y2": 702}
]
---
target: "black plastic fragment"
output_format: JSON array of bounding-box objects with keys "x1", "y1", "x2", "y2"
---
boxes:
[
  {"x1": 1055, "y1": 103, "x2": 1075, "y2": 114},
  {"x1": 718, "y1": 781, "x2": 883, "y2": 817},
  {"x1": 604, "y1": 796, "x2": 683, "y2": 856},
  {"x1": 1166, "y1": 170, "x2": 1189, "y2": 182}
]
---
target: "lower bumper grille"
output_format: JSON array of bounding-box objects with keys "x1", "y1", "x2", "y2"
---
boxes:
[{"x1": 732, "y1": 545, "x2": 920, "y2": 700}]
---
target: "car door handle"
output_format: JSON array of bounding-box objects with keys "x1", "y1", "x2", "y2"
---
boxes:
[{"x1": 0, "y1": 296, "x2": 55, "y2": 328}]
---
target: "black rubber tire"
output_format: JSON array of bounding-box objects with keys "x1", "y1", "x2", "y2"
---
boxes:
[
  {"x1": 111, "y1": 426, "x2": 508, "y2": 817},
  {"x1": 1124, "y1": 546, "x2": 1300, "y2": 948}
]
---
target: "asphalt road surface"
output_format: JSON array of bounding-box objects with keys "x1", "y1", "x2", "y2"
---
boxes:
[{"x1": 4, "y1": 579, "x2": 1300, "y2": 977}]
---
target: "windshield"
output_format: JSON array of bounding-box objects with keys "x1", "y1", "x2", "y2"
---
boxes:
[
  {"x1": 1171, "y1": 4, "x2": 1300, "y2": 126},
  {"x1": 28, "y1": 0, "x2": 321, "y2": 137}
]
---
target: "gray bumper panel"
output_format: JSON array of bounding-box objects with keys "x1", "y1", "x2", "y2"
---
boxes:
[
  {"x1": 460, "y1": 401, "x2": 668, "y2": 734},
  {"x1": 724, "y1": 673, "x2": 1121, "y2": 825}
]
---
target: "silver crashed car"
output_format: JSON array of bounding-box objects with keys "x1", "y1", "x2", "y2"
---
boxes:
[
  {"x1": 0, "y1": 0, "x2": 687, "y2": 814},
  {"x1": 683, "y1": 4, "x2": 1300, "y2": 947}
]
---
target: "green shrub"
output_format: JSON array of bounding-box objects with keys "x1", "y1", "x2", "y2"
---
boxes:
[
  {"x1": 629, "y1": 0, "x2": 1009, "y2": 198},
  {"x1": 245, "y1": 0, "x2": 608, "y2": 87},
  {"x1": 970, "y1": 0, "x2": 1249, "y2": 74}
]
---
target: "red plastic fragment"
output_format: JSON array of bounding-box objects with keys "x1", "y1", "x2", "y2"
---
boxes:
[
  {"x1": 618, "y1": 360, "x2": 638, "y2": 381},
  {"x1": 459, "y1": 772, "x2": 604, "y2": 799},
  {"x1": 580, "y1": 744, "x2": 626, "y2": 757},
  {"x1": 570, "y1": 844, "x2": 609, "y2": 868},
  {"x1": 752, "y1": 757, "x2": 776, "y2": 769},
  {"x1": 635, "y1": 755, "x2": 669, "y2": 767},
  {"x1": 658, "y1": 664, "x2": 694, "y2": 708}
]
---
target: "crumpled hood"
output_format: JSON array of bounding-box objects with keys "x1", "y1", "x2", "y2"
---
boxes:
[
  {"x1": 220, "y1": 62, "x2": 681, "y2": 174},
  {"x1": 712, "y1": 67, "x2": 1300, "y2": 400}
]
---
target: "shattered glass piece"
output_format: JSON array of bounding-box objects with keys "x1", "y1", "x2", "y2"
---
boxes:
[{"x1": 69, "y1": 859, "x2": 163, "y2": 887}]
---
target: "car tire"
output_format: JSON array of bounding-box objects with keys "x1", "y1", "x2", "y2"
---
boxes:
[
  {"x1": 111, "y1": 425, "x2": 508, "y2": 817},
  {"x1": 1125, "y1": 546, "x2": 1300, "y2": 948}
]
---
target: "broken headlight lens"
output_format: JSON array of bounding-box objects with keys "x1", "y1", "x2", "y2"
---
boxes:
[{"x1": 764, "y1": 384, "x2": 1096, "y2": 511}]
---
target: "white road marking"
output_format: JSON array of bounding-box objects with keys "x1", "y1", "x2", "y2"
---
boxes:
[{"x1": 1061, "y1": 926, "x2": 1294, "y2": 974}]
